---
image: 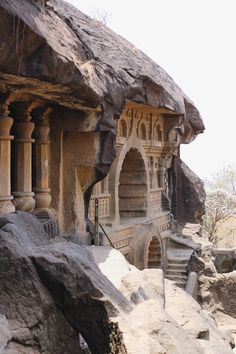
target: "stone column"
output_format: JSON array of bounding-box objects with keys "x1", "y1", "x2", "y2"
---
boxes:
[
  {"x1": 158, "y1": 158, "x2": 166, "y2": 189},
  {"x1": 32, "y1": 108, "x2": 51, "y2": 210},
  {"x1": 0, "y1": 98, "x2": 15, "y2": 213},
  {"x1": 11, "y1": 103, "x2": 35, "y2": 211},
  {"x1": 158, "y1": 157, "x2": 171, "y2": 210}
]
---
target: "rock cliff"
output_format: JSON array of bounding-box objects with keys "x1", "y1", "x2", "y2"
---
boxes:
[{"x1": 0, "y1": 0, "x2": 206, "y2": 225}]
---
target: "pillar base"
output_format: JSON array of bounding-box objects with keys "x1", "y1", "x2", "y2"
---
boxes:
[
  {"x1": 0, "y1": 196, "x2": 15, "y2": 214},
  {"x1": 33, "y1": 189, "x2": 51, "y2": 209},
  {"x1": 13, "y1": 192, "x2": 35, "y2": 212}
]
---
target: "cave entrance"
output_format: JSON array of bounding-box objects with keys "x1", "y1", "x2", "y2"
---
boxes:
[
  {"x1": 118, "y1": 148, "x2": 147, "y2": 219},
  {"x1": 148, "y1": 236, "x2": 162, "y2": 268}
]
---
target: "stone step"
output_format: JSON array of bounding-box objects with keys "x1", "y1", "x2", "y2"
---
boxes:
[
  {"x1": 148, "y1": 257, "x2": 161, "y2": 263},
  {"x1": 176, "y1": 282, "x2": 186, "y2": 289},
  {"x1": 149, "y1": 251, "x2": 161, "y2": 255},
  {"x1": 148, "y1": 265, "x2": 161, "y2": 269},
  {"x1": 148, "y1": 253, "x2": 161, "y2": 261},
  {"x1": 149, "y1": 249, "x2": 161, "y2": 254},
  {"x1": 149, "y1": 244, "x2": 161, "y2": 249},
  {"x1": 165, "y1": 274, "x2": 187, "y2": 281},
  {"x1": 149, "y1": 247, "x2": 161, "y2": 252},
  {"x1": 168, "y1": 258, "x2": 189, "y2": 265},
  {"x1": 166, "y1": 268, "x2": 187, "y2": 276},
  {"x1": 165, "y1": 276, "x2": 186, "y2": 288},
  {"x1": 148, "y1": 262, "x2": 161, "y2": 268},
  {"x1": 167, "y1": 263, "x2": 188, "y2": 270},
  {"x1": 149, "y1": 246, "x2": 161, "y2": 250}
]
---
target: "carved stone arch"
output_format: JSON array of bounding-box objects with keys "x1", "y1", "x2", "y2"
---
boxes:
[
  {"x1": 120, "y1": 118, "x2": 128, "y2": 137},
  {"x1": 118, "y1": 148, "x2": 147, "y2": 219},
  {"x1": 152, "y1": 116, "x2": 162, "y2": 141},
  {"x1": 127, "y1": 224, "x2": 163, "y2": 270},
  {"x1": 108, "y1": 138, "x2": 150, "y2": 224},
  {"x1": 136, "y1": 114, "x2": 144, "y2": 138},
  {"x1": 147, "y1": 235, "x2": 162, "y2": 268},
  {"x1": 154, "y1": 124, "x2": 162, "y2": 141},
  {"x1": 140, "y1": 122, "x2": 146, "y2": 140}
]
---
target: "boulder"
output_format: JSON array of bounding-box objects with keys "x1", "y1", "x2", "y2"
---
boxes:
[
  {"x1": 165, "y1": 280, "x2": 234, "y2": 353},
  {"x1": 200, "y1": 271, "x2": 236, "y2": 318},
  {"x1": 212, "y1": 248, "x2": 236, "y2": 273},
  {"x1": 199, "y1": 271, "x2": 236, "y2": 345},
  {"x1": 170, "y1": 157, "x2": 206, "y2": 224},
  {"x1": 0, "y1": 213, "x2": 129, "y2": 354}
]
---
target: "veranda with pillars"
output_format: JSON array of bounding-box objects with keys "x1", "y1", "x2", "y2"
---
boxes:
[{"x1": 0, "y1": 94, "x2": 51, "y2": 215}]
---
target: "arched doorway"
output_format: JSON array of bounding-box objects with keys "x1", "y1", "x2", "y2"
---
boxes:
[
  {"x1": 118, "y1": 148, "x2": 147, "y2": 219},
  {"x1": 147, "y1": 236, "x2": 162, "y2": 268}
]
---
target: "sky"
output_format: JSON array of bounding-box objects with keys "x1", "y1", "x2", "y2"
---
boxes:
[{"x1": 65, "y1": 0, "x2": 236, "y2": 180}]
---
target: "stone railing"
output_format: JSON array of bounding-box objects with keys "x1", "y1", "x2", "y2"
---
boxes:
[
  {"x1": 103, "y1": 226, "x2": 134, "y2": 255},
  {"x1": 35, "y1": 212, "x2": 59, "y2": 238},
  {"x1": 149, "y1": 189, "x2": 162, "y2": 211},
  {"x1": 88, "y1": 193, "x2": 111, "y2": 220},
  {"x1": 157, "y1": 213, "x2": 172, "y2": 233}
]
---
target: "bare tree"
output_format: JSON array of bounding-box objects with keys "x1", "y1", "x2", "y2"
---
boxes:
[
  {"x1": 203, "y1": 190, "x2": 236, "y2": 244},
  {"x1": 90, "y1": 8, "x2": 112, "y2": 25},
  {"x1": 211, "y1": 164, "x2": 236, "y2": 195}
]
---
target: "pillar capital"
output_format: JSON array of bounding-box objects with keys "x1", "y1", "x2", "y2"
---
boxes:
[
  {"x1": 32, "y1": 106, "x2": 52, "y2": 124},
  {"x1": 10, "y1": 101, "x2": 34, "y2": 121},
  {"x1": 10, "y1": 102, "x2": 35, "y2": 144},
  {"x1": 32, "y1": 106, "x2": 52, "y2": 144},
  {"x1": 0, "y1": 92, "x2": 15, "y2": 119}
]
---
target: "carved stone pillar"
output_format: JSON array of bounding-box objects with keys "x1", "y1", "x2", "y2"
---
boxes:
[
  {"x1": 11, "y1": 103, "x2": 35, "y2": 211},
  {"x1": 32, "y1": 108, "x2": 51, "y2": 210},
  {"x1": 0, "y1": 97, "x2": 15, "y2": 213},
  {"x1": 158, "y1": 157, "x2": 170, "y2": 210},
  {"x1": 158, "y1": 159, "x2": 166, "y2": 189}
]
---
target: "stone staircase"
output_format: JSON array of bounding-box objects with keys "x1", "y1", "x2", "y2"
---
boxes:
[
  {"x1": 148, "y1": 237, "x2": 161, "y2": 269},
  {"x1": 165, "y1": 257, "x2": 189, "y2": 289}
]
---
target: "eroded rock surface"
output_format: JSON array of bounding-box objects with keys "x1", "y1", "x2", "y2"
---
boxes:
[
  {"x1": 91, "y1": 245, "x2": 234, "y2": 354},
  {"x1": 188, "y1": 245, "x2": 236, "y2": 347}
]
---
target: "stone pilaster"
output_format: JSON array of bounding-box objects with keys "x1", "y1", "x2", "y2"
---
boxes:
[
  {"x1": 158, "y1": 158, "x2": 166, "y2": 189},
  {"x1": 32, "y1": 107, "x2": 51, "y2": 210},
  {"x1": 11, "y1": 103, "x2": 35, "y2": 211},
  {"x1": 0, "y1": 97, "x2": 15, "y2": 213}
]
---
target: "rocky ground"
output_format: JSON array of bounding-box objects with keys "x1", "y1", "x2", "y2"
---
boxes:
[{"x1": 0, "y1": 212, "x2": 235, "y2": 354}]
